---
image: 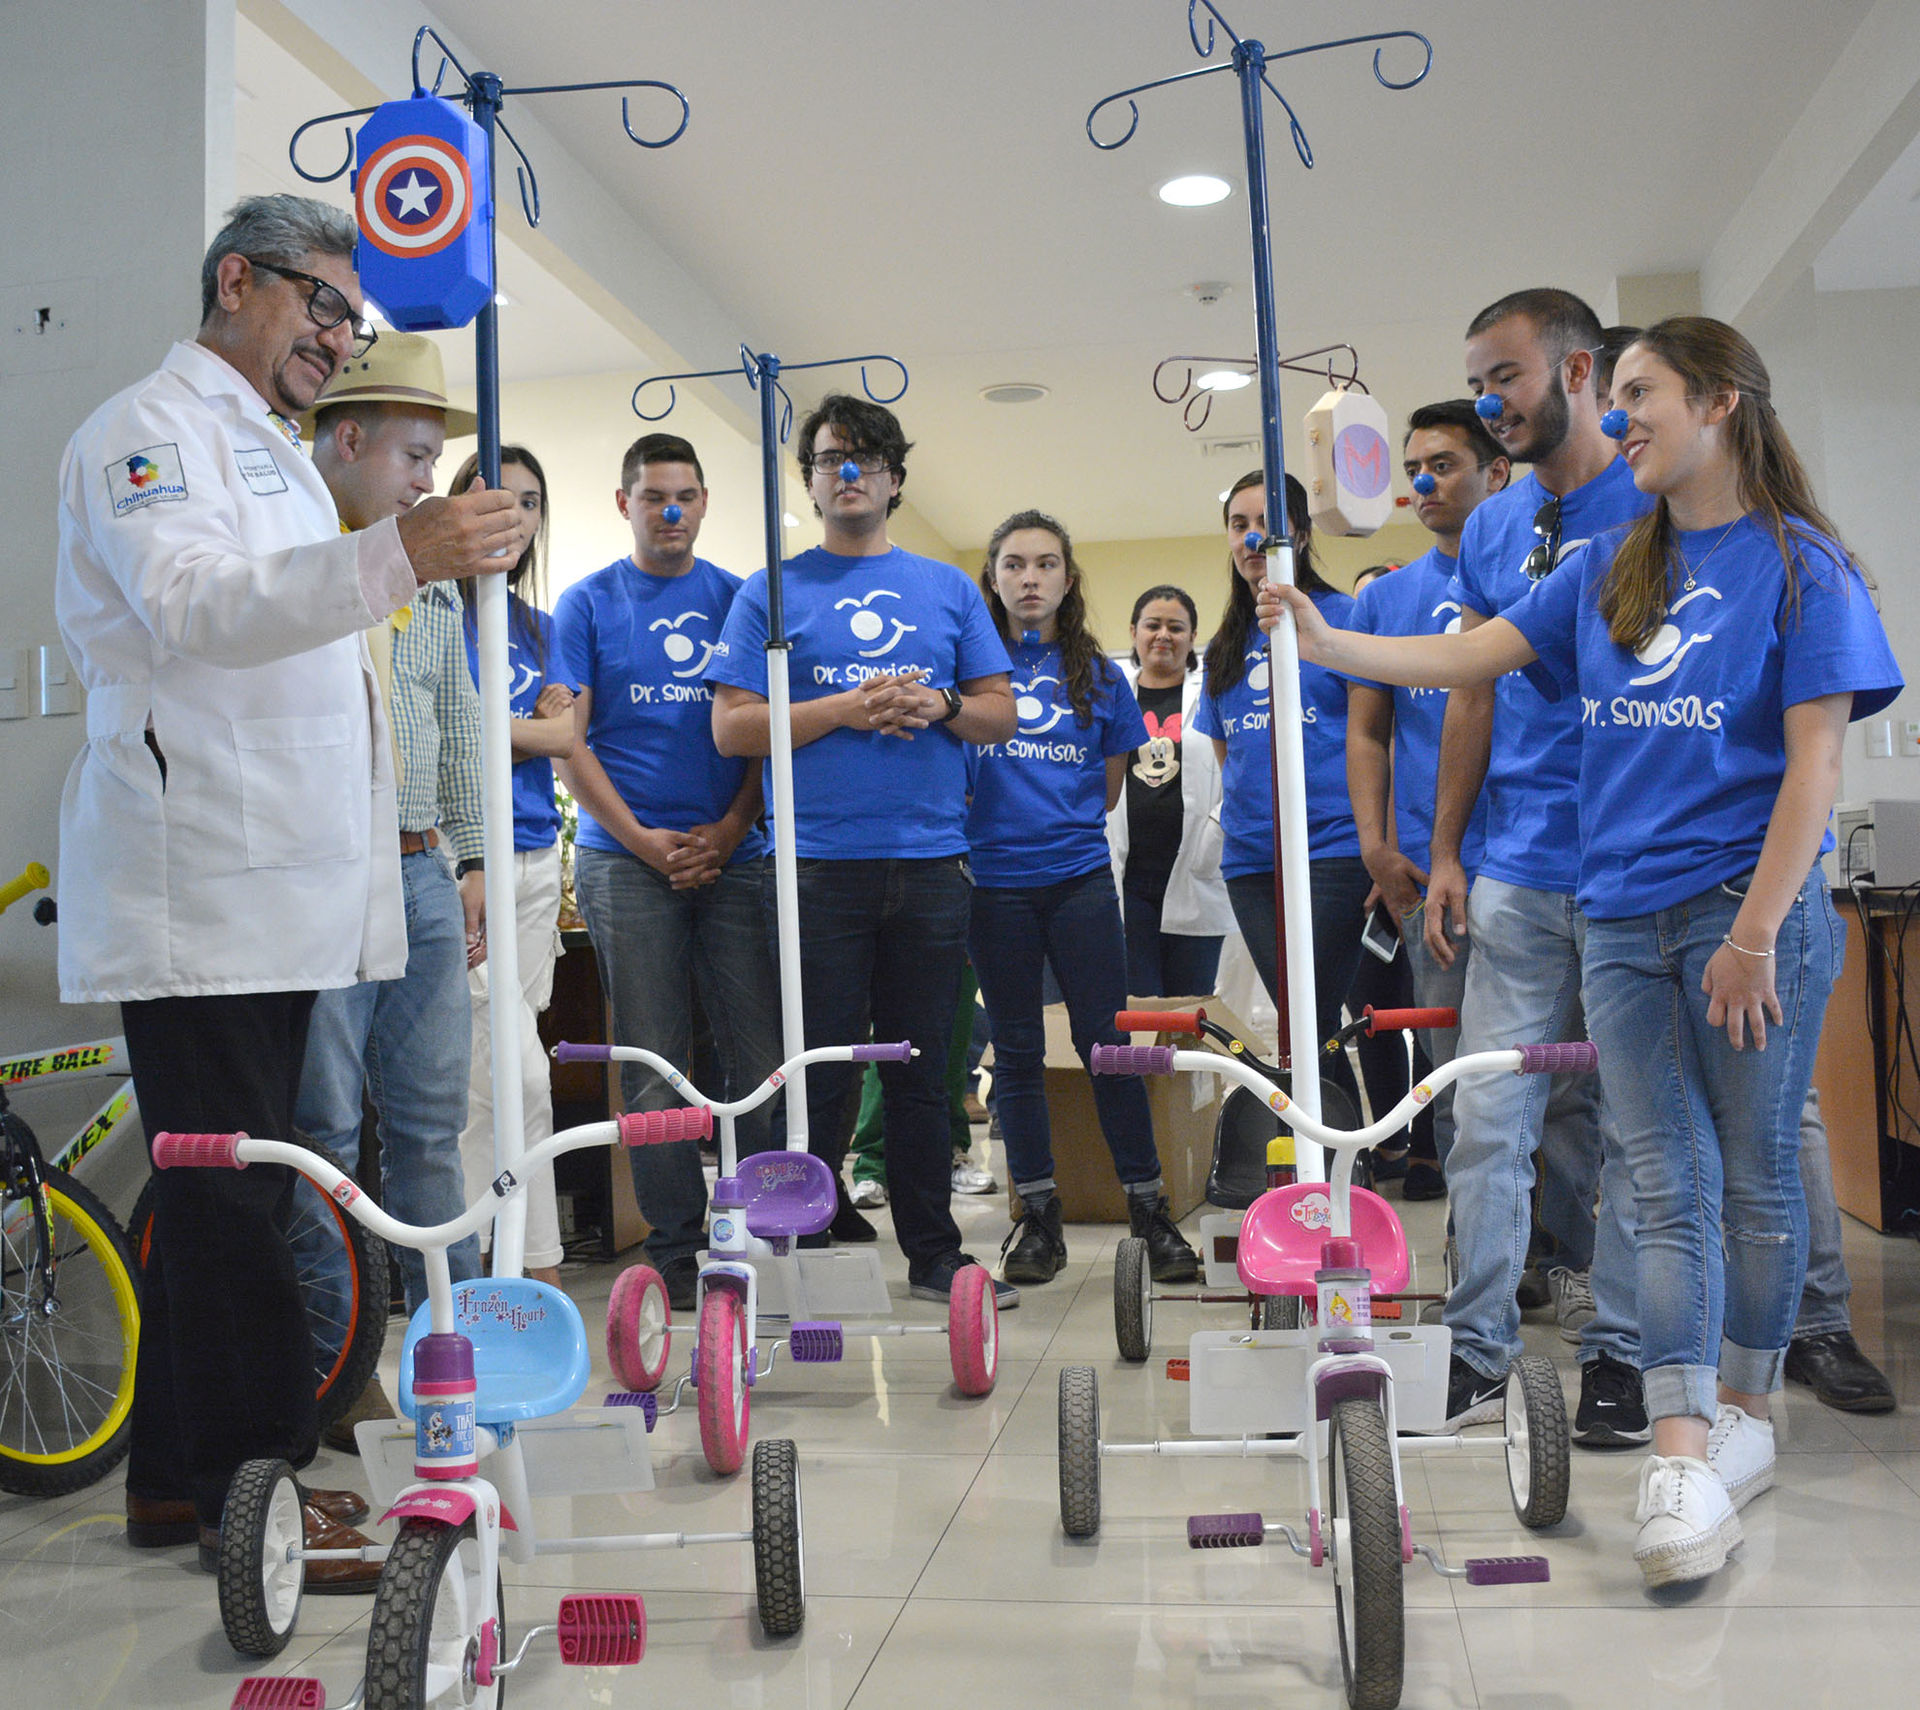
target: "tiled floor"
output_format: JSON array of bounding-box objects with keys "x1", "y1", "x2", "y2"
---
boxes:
[{"x1": 5, "y1": 1172, "x2": 1920, "y2": 1709}]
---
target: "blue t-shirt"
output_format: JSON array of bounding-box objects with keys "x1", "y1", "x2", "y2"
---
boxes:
[
  {"x1": 462, "y1": 600, "x2": 561, "y2": 851},
  {"x1": 1507, "y1": 517, "x2": 1902, "y2": 919},
  {"x1": 1451, "y1": 458, "x2": 1651, "y2": 893},
  {"x1": 1349, "y1": 550, "x2": 1488, "y2": 882},
  {"x1": 1193, "y1": 588, "x2": 1361, "y2": 878},
  {"x1": 553, "y1": 556, "x2": 769, "y2": 861},
  {"x1": 706, "y1": 545, "x2": 1012, "y2": 860},
  {"x1": 966, "y1": 637, "x2": 1149, "y2": 888}
]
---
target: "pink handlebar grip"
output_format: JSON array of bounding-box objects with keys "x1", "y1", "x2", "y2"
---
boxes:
[
  {"x1": 1364, "y1": 1006, "x2": 1459, "y2": 1034},
  {"x1": 1515, "y1": 1041, "x2": 1599, "y2": 1076},
  {"x1": 1090, "y1": 1044, "x2": 1176, "y2": 1075},
  {"x1": 852, "y1": 1041, "x2": 913, "y2": 1063},
  {"x1": 151, "y1": 1132, "x2": 248, "y2": 1170},
  {"x1": 554, "y1": 1042, "x2": 613, "y2": 1063},
  {"x1": 1115, "y1": 1008, "x2": 1206, "y2": 1035},
  {"x1": 617, "y1": 1106, "x2": 714, "y2": 1147}
]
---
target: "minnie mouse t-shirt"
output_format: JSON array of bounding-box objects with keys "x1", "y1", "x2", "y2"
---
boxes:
[{"x1": 1125, "y1": 679, "x2": 1185, "y2": 893}]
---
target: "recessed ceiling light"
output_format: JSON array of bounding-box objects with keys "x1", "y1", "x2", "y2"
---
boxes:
[
  {"x1": 493, "y1": 292, "x2": 513, "y2": 308},
  {"x1": 980, "y1": 383, "x2": 1050, "y2": 405},
  {"x1": 783, "y1": 512, "x2": 799, "y2": 528},
  {"x1": 1218, "y1": 489, "x2": 1232, "y2": 503},
  {"x1": 1196, "y1": 369, "x2": 1252, "y2": 392},
  {"x1": 1159, "y1": 174, "x2": 1231, "y2": 207}
]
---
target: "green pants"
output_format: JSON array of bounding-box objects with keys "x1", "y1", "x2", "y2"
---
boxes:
[{"x1": 850, "y1": 962, "x2": 979, "y2": 1183}]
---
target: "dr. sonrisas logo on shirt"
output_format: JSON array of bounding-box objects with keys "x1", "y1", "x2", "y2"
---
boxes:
[
  {"x1": 1628, "y1": 586, "x2": 1720, "y2": 687},
  {"x1": 108, "y1": 443, "x2": 187, "y2": 515},
  {"x1": 648, "y1": 609, "x2": 717, "y2": 678},
  {"x1": 1431, "y1": 597, "x2": 1464, "y2": 637},
  {"x1": 835, "y1": 589, "x2": 917, "y2": 658},
  {"x1": 1014, "y1": 673, "x2": 1069, "y2": 736}
]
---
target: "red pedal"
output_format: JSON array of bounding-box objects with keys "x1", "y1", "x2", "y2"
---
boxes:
[
  {"x1": 1165, "y1": 1358, "x2": 1191, "y2": 1381},
  {"x1": 1373, "y1": 1301, "x2": 1403, "y2": 1320},
  {"x1": 231, "y1": 1682, "x2": 326, "y2": 1710},
  {"x1": 558, "y1": 1593, "x2": 646, "y2": 1666}
]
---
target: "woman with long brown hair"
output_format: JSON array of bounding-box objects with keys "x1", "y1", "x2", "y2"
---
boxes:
[
  {"x1": 966, "y1": 510, "x2": 1199, "y2": 1287},
  {"x1": 1263, "y1": 317, "x2": 1901, "y2": 1588}
]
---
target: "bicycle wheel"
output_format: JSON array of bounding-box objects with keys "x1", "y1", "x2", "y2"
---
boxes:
[
  {"x1": 1328, "y1": 1396, "x2": 1404, "y2": 1710},
  {"x1": 0, "y1": 1167, "x2": 139, "y2": 1496},
  {"x1": 366, "y1": 1517, "x2": 505, "y2": 1710},
  {"x1": 130, "y1": 1138, "x2": 387, "y2": 1431}
]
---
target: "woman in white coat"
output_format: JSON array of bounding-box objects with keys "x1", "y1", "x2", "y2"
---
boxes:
[{"x1": 1106, "y1": 584, "x2": 1233, "y2": 996}]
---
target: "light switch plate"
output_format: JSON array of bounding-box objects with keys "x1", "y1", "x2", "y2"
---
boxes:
[
  {"x1": 0, "y1": 648, "x2": 25, "y2": 719},
  {"x1": 38, "y1": 644, "x2": 76, "y2": 716},
  {"x1": 1867, "y1": 720, "x2": 1893, "y2": 759}
]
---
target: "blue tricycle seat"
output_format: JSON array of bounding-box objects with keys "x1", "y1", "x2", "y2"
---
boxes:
[
  {"x1": 399, "y1": 1278, "x2": 591, "y2": 1426},
  {"x1": 1236, "y1": 1182, "x2": 1411, "y2": 1297},
  {"x1": 734, "y1": 1150, "x2": 837, "y2": 1239}
]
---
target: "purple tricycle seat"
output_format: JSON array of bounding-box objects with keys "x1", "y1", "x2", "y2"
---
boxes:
[
  {"x1": 734, "y1": 1151, "x2": 838, "y2": 1239},
  {"x1": 1236, "y1": 1182, "x2": 1410, "y2": 1297}
]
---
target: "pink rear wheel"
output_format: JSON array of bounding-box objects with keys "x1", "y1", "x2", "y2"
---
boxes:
[
  {"x1": 697, "y1": 1287, "x2": 751, "y2": 1474},
  {"x1": 606, "y1": 1264, "x2": 672, "y2": 1393},
  {"x1": 948, "y1": 1263, "x2": 998, "y2": 1396}
]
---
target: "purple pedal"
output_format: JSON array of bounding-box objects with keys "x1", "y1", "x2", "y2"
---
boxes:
[
  {"x1": 604, "y1": 1391, "x2": 658, "y2": 1430},
  {"x1": 1187, "y1": 1511, "x2": 1265, "y2": 1549},
  {"x1": 1464, "y1": 1555, "x2": 1550, "y2": 1586},
  {"x1": 789, "y1": 1321, "x2": 845, "y2": 1362},
  {"x1": 231, "y1": 1682, "x2": 326, "y2": 1710}
]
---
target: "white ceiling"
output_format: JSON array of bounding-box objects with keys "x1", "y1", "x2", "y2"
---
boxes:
[
  {"x1": 1816, "y1": 122, "x2": 1920, "y2": 292},
  {"x1": 239, "y1": 0, "x2": 1885, "y2": 549}
]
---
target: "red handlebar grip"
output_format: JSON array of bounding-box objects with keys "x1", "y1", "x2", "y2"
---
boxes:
[
  {"x1": 617, "y1": 1106, "x2": 714, "y2": 1147},
  {"x1": 1114, "y1": 1009, "x2": 1206, "y2": 1035},
  {"x1": 1514, "y1": 1041, "x2": 1599, "y2": 1076},
  {"x1": 151, "y1": 1132, "x2": 248, "y2": 1170},
  {"x1": 1363, "y1": 1006, "x2": 1459, "y2": 1034}
]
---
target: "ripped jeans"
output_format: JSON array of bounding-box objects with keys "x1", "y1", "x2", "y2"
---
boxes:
[{"x1": 1581, "y1": 866, "x2": 1842, "y2": 1425}]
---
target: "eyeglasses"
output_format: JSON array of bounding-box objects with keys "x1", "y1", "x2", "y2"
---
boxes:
[
  {"x1": 1523, "y1": 496, "x2": 1562, "y2": 581},
  {"x1": 245, "y1": 258, "x2": 379, "y2": 358},
  {"x1": 805, "y1": 449, "x2": 891, "y2": 476}
]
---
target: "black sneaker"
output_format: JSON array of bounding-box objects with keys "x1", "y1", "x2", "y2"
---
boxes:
[
  {"x1": 1126, "y1": 1192, "x2": 1199, "y2": 1284},
  {"x1": 1000, "y1": 1195, "x2": 1066, "y2": 1285},
  {"x1": 1515, "y1": 1266, "x2": 1551, "y2": 1311},
  {"x1": 1401, "y1": 1158, "x2": 1447, "y2": 1202},
  {"x1": 1422, "y1": 1352, "x2": 1506, "y2": 1432},
  {"x1": 1574, "y1": 1349, "x2": 1650, "y2": 1447},
  {"x1": 659, "y1": 1254, "x2": 700, "y2": 1313},
  {"x1": 908, "y1": 1251, "x2": 1020, "y2": 1310}
]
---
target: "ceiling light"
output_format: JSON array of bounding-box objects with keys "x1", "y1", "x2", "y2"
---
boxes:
[
  {"x1": 493, "y1": 292, "x2": 513, "y2": 308},
  {"x1": 980, "y1": 383, "x2": 1050, "y2": 405},
  {"x1": 783, "y1": 512, "x2": 799, "y2": 528},
  {"x1": 1218, "y1": 489, "x2": 1232, "y2": 503},
  {"x1": 1196, "y1": 369, "x2": 1252, "y2": 392},
  {"x1": 1159, "y1": 174, "x2": 1231, "y2": 207}
]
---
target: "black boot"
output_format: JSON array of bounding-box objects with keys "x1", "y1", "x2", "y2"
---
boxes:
[
  {"x1": 1000, "y1": 1193, "x2": 1067, "y2": 1285},
  {"x1": 1128, "y1": 1191, "x2": 1199, "y2": 1283}
]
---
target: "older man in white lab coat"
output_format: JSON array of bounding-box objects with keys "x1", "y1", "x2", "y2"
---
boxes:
[{"x1": 54, "y1": 194, "x2": 518, "y2": 1582}]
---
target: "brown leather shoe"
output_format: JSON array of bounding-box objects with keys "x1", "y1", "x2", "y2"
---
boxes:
[
  {"x1": 300, "y1": 1485, "x2": 371, "y2": 1527},
  {"x1": 198, "y1": 1500, "x2": 382, "y2": 1593},
  {"x1": 126, "y1": 1491, "x2": 203, "y2": 1549},
  {"x1": 324, "y1": 1376, "x2": 399, "y2": 1454}
]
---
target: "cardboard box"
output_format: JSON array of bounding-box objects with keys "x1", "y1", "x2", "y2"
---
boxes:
[{"x1": 1000, "y1": 994, "x2": 1252, "y2": 1224}]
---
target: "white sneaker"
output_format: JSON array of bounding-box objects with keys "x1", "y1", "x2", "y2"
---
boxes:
[
  {"x1": 849, "y1": 1178, "x2": 887, "y2": 1209},
  {"x1": 1546, "y1": 1265, "x2": 1596, "y2": 1345},
  {"x1": 952, "y1": 1160, "x2": 998, "y2": 1195},
  {"x1": 1633, "y1": 1454, "x2": 1743, "y2": 1587},
  {"x1": 1706, "y1": 1404, "x2": 1775, "y2": 1511}
]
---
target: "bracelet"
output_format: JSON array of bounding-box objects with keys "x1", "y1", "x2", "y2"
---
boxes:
[{"x1": 1721, "y1": 934, "x2": 1774, "y2": 959}]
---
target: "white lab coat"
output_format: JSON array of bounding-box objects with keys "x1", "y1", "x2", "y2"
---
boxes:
[
  {"x1": 55, "y1": 340, "x2": 416, "y2": 1002},
  {"x1": 1105, "y1": 659, "x2": 1233, "y2": 935}
]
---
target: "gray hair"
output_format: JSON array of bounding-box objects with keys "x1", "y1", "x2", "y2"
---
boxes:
[{"x1": 200, "y1": 194, "x2": 357, "y2": 323}]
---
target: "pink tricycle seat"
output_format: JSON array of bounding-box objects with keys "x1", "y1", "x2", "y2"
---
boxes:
[
  {"x1": 734, "y1": 1150, "x2": 837, "y2": 1239},
  {"x1": 1236, "y1": 1182, "x2": 1411, "y2": 1297}
]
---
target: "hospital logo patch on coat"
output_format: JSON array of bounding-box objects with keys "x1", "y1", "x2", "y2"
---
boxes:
[{"x1": 108, "y1": 443, "x2": 188, "y2": 515}]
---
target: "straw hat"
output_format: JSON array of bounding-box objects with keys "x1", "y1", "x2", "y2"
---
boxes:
[{"x1": 300, "y1": 329, "x2": 478, "y2": 438}]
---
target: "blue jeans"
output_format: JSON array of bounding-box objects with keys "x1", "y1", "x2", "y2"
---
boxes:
[
  {"x1": 294, "y1": 849, "x2": 482, "y2": 1314},
  {"x1": 1584, "y1": 868, "x2": 1842, "y2": 1424},
  {"x1": 1120, "y1": 878, "x2": 1224, "y2": 998},
  {"x1": 574, "y1": 848, "x2": 783, "y2": 1269},
  {"x1": 970, "y1": 869, "x2": 1162, "y2": 1194},
  {"x1": 1404, "y1": 898, "x2": 1471, "y2": 1165},
  {"x1": 1444, "y1": 876, "x2": 1637, "y2": 1377},
  {"x1": 1225, "y1": 858, "x2": 1371, "y2": 1112},
  {"x1": 1794, "y1": 1085, "x2": 1852, "y2": 1337},
  {"x1": 772, "y1": 857, "x2": 971, "y2": 1275}
]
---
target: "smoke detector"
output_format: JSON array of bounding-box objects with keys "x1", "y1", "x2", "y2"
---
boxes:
[{"x1": 1189, "y1": 281, "x2": 1233, "y2": 307}]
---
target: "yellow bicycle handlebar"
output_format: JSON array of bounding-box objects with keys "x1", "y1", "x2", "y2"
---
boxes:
[{"x1": 0, "y1": 863, "x2": 51, "y2": 917}]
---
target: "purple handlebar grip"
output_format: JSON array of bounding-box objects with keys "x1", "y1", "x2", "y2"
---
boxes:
[
  {"x1": 1090, "y1": 1043, "x2": 1176, "y2": 1075},
  {"x1": 618, "y1": 1106, "x2": 714, "y2": 1147},
  {"x1": 851, "y1": 1041, "x2": 913, "y2": 1063},
  {"x1": 1515, "y1": 1041, "x2": 1599, "y2": 1076},
  {"x1": 1464, "y1": 1555, "x2": 1550, "y2": 1586},
  {"x1": 151, "y1": 1132, "x2": 247, "y2": 1170},
  {"x1": 554, "y1": 1042, "x2": 613, "y2": 1064}
]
